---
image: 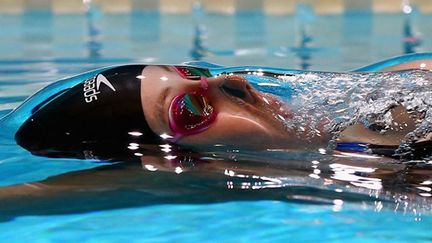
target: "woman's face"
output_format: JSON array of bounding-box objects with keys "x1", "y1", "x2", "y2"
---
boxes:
[{"x1": 140, "y1": 65, "x2": 293, "y2": 150}]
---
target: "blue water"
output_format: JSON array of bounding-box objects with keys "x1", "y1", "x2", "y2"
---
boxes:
[
  {"x1": 1, "y1": 202, "x2": 432, "y2": 242},
  {"x1": 1, "y1": 9, "x2": 432, "y2": 242}
]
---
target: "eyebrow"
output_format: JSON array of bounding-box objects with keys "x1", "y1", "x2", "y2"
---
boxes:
[{"x1": 156, "y1": 87, "x2": 171, "y2": 130}]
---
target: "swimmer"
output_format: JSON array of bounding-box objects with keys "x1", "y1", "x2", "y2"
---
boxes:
[{"x1": 7, "y1": 53, "x2": 432, "y2": 161}]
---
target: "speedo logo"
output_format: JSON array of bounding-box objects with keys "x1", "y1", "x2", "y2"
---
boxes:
[{"x1": 83, "y1": 74, "x2": 116, "y2": 103}]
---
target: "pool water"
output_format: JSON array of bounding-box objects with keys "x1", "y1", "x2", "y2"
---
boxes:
[{"x1": 1, "y1": 9, "x2": 432, "y2": 242}]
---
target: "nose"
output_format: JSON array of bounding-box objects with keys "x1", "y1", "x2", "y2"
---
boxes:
[{"x1": 211, "y1": 75, "x2": 256, "y2": 104}]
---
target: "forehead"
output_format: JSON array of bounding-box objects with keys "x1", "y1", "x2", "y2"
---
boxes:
[
  {"x1": 145, "y1": 65, "x2": 174, "y2": 74},
  {"x1": 139, "y1": 66, "x2": 175, "y2": 138},
  {"x1": 141, "y1": 65, "x2": 213, "y2": 88},
  {"x1": 141, "y1": 65, "x2": 178, "y2": 82}
]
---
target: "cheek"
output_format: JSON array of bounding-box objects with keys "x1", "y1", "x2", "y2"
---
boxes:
[{"x1": 216, "y1": 112, "x2": 270, "y2": 135}]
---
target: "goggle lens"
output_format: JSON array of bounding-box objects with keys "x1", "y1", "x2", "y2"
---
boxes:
[{"x1": 169, "y1": 93, "x2": 215, "y2": 135}]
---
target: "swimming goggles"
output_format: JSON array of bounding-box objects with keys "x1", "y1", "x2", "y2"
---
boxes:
[{"x1": 168, "y1": 66, "x2": 217, "y2": 142}]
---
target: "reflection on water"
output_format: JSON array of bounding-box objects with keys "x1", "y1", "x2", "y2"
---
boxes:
[
  {"x1": 22, "y1": 4, "x2": 53, "y2": 58},
  {"x1": 0, "y1": 146, "x2": 431, "y2": 221},
  {"x1": 402, "y1": 0, "x2": 422, "y2": 54},
  {"x1": 83, "y1": 0, "x2": 103, "y2": 59},
  {"x1": 293, "y1": 3, "x2": 315, "y2": 70},
  {"x1": 190, "y1": 1, "x2": 208, "y2": 60}
]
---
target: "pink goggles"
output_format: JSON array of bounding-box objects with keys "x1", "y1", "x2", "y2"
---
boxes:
[{"x1": 168, "y1": 66, "x2": 217, "y2": 142}]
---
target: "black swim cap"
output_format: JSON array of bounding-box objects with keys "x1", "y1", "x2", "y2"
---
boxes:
[{"x1": 15, "y1": 65, "x2": 162, "y2": 160}]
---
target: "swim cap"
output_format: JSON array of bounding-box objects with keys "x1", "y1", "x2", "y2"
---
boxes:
[{"x1": 15, "y1": 65, "x2": 162, "y2": 159}]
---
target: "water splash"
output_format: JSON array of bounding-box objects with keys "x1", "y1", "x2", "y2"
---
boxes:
[{"x1": 246, "y1": 70, "x2": 432, "y2": 150}]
